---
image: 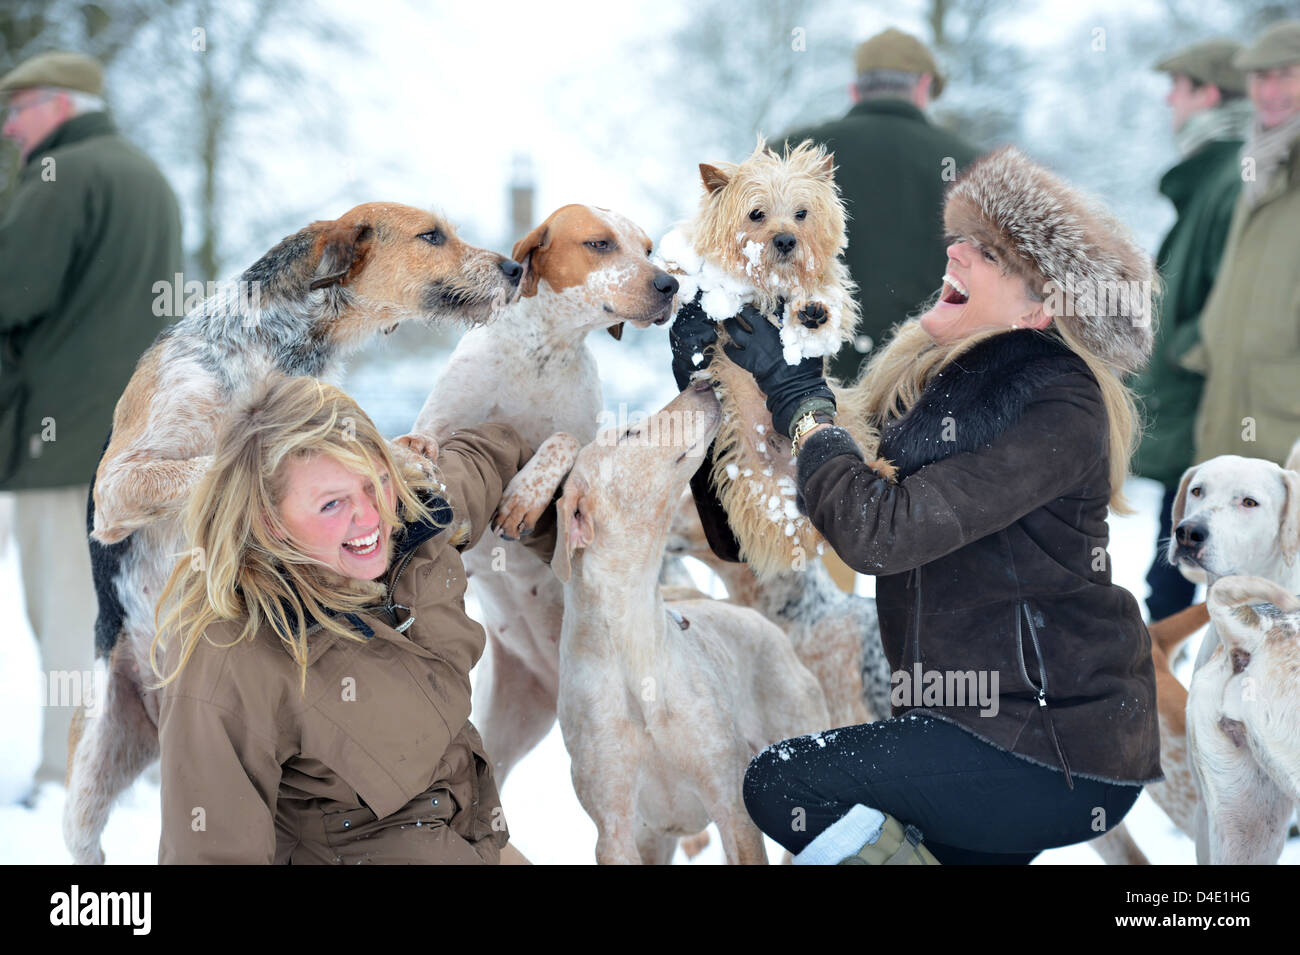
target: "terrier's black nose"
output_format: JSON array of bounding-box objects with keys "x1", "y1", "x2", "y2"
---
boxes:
[
  {"x1": 773, "y1": 233, "x2": 797, "y2": 255},
  {"x1": 1175, "y1": 520, "x2": 1208, "y2": 548},
  {"x1": 653, "y1": 272, "x2": 679, "y2": 297},
  {"x1": 499, "y1": 259, "x2": 523, "y2": 282}
]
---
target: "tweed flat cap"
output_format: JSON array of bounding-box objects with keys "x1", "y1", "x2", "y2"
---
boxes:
[{"x1": 0, "y1": 51, "x2": 103, "y2": 100}]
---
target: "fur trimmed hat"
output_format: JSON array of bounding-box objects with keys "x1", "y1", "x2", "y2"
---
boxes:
[{"x1": 943, "y1": 146, "x2": 1155, "y2": 376}]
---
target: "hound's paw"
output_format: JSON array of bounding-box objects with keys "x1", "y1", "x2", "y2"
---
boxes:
[
  {"x1": 394, "y1": 432, "x2": 439, "y2": 462},
  {"x1": 492, "y1": 480, "x2": 549, "y2": 540},
  {"x1": 389, "y1": 436, "x2": 438, "y2": 479},
  {"x1": 796, "y1": 300, "x2": 830, "y2": 329}
]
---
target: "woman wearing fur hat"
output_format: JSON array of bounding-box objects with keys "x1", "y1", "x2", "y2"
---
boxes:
[{"x1": 681, "y1": 146, "x2": 1162, "y2": 864}]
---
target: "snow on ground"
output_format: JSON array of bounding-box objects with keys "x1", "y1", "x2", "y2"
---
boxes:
[{"x1": 1, "y1": 336, "x2": 1295, "y2": 865}]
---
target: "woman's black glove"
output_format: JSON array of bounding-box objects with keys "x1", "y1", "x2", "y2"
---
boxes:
[
  {"x1": 669, "y1": 292, "x2": 719, "y2": 391},
  {"x1": 722, "y1": 305, "x2": 836, "y2": 437}
]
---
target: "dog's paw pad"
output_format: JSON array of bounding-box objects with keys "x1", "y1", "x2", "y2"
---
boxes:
[{"x1": 798, "y1": 302, "x2": 829, "y2": 328}]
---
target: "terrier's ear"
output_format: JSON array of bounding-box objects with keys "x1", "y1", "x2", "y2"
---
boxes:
[
  {"x1": 511, "y1": 223, "x2": 550, "y2": 298},
  {"x1": 310, "y1": 222, "x2": 374, "y2": 290},
  {"x1": 550, "y1": 479, "x2": 594, "y2": 584},
  {"x1": 700, "y1": 163, "x2": 730, "y2": 195},
  {"x1": 819, "y1": 151, "x2": 836, "y2": 179}
]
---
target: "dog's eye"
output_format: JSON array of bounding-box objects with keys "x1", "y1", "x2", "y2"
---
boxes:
[
  {"x1": 748, "y1": 209, "x2": 765, "y2": 222},
  {"x1": 1190, "y1": 486, "x2": 1202, "y2": 497},
  {"x1": 418, "y1": 230, "x2": 445, "y2": 246},
  {"x1": 1243, "y1": 497, "x2": 1259, "y2": 508},
  {"x1": 794, "y1": 209, "x2": 808, "y2": 221},
  {"x1": 585, "y1": 240, "x2": 611, "y2": 252}
]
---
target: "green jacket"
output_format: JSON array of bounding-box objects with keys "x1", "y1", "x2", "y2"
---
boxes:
[
  {"x1": 0, "y1": 112, "x2": 183, "y2": 490},
  {"x1": 783, "y1": 99, "x2": 981, "y2": 384},
  {"x1": 1182, "y1": 137, "x2": 1300, "y2": 468},
  {"x1": 1130, "y1": 138, "x2": 1242, "y2": 486}
]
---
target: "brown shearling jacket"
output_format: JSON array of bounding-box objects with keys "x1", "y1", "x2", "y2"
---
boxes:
[
  {"x1": 794, "y1": 330, "x2": 1163, "y2": 787},
  {"x1": 157, "y1": 422, "x2": 557, "y2": 864}
]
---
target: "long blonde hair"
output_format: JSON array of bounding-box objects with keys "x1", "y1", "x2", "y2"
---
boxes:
[
  {"x1": 840, "y1": 305, "x2": 1140, "y2": 515},
  {"x1": 151, "y1": 374, "x2": 444, "y2": 693}
]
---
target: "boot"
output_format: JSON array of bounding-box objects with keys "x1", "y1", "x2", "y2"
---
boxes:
[
  {"x1": 838, "y1": 813, "x2": 941, "y2": 865},
  {"x1": 793, "y1": 803, "x2": 942, "y2": 865}
]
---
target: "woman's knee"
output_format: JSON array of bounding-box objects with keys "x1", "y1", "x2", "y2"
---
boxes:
[{"x1": 741, "y1": 744, "x2": 792, "y2": 835}]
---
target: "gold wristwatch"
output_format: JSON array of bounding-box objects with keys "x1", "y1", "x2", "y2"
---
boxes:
[{"x1": 791, "y1": 411, "x2": 835, "y2": 454}]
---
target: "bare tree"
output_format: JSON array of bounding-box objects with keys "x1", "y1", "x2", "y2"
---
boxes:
[{"x1": 1, "y1": 0, "x2": 372, "y2": 280}]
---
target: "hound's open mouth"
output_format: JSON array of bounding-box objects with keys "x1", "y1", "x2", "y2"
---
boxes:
[{"x1": 939, "y1": 273, "x2": 969, "y2": 305}]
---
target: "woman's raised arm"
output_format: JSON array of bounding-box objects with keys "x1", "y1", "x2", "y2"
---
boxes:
[{"x1": 797, "y1": 370, "x2": 1107, "y2": 576}]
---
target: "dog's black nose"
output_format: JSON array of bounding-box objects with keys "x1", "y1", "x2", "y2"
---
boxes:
[
  {"x1": 499, "y1": 259, "x2": 523, "y2": 283},
  {"x1": 1175, "y1": 520, "x2": 1208, "y2": 548},
  {"x1": 653, "y1": 272, "x2": 679, "y2": 297},
  {"x1": 773, "y1": 232, "x2": 797, "y2": 255}
]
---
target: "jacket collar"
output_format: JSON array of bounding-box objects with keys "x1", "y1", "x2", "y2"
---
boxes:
[
  {"x1": 1158, "y1": 138, "x2": 1243, "y2": 211},
  {"x1": 24, "y1": 111, "x2": 115, "y2": 168},
  {"x1": 847, "y1": 99, "x2": 927, "y2": 124},
  {"x1": 878, "y1": 329, "x2": 1088, "y2": 480}
]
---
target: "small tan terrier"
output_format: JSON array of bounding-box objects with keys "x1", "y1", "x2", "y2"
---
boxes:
[{"x1": 656, "y1": 138, "x2": 887, "y2": 579}]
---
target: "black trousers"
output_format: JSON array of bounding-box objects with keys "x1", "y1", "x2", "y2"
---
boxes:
[
  {"x1": 1145, "y1": 482, "x2": 1197, "y2": 621},
  {"x1": 742, "y1": 712, "x2": 1143, "y2": 865}
]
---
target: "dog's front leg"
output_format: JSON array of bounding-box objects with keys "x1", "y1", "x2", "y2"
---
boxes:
[
  {"x1": 492, "y1": 432, "x2": 580, "y2": 539},
  {"x1": 91, "y1": 455, "x2": 214, "y2": 544}
]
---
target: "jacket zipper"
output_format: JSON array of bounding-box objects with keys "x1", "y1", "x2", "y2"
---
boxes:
[
  {"x1": 1017, "y1": 600, "x2": 1074, "y2": 789},
  {"x1": 381, "y1": 548, "x2": 420, "y2": 633},
  {"x1": 907, "y1": 566, "x2": 922, "y2": 667}
]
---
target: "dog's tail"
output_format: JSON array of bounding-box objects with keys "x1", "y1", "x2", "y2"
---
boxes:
[{"x1": 1147, "y1": 601, "x2": 1209, "y2": 658}]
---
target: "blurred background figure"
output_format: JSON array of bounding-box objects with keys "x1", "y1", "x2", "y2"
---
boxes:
[
  {"x1": 1183, "y1": 21, "x2": 1300, "y2": 471},
  {"x1": 0, "y1": 50, "x2": 183, "y2": 789},
  {"x1": 783, "y1": 28, "x2": 981, "y2": 385},
  {"x1": 1131, "y1": 38, "x2": 1250, "y2": 621},
  {"x1": 781, "y1": 27, "x2": 980, "y2": 594}
]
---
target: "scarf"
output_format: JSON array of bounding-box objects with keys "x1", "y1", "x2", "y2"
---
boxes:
[
  {"x1": 1241, "y1": 111, "x2": 1300, "y2": 208},
  {"x1": 1175, "y1": 99, "x2": 1254, "y2": 159}
]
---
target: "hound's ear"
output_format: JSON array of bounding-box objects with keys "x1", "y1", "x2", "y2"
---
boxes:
[
  {"x1": 1171, "y1": 465, "x2": 1198, "y2": 529},
  {"x1": 550, "y1": 479, "x2": 594, "y2": 584},
  {"x1": 511, "y1": 223, "x2": 550, "y2": 298},
  {"x1": 607, "y1": 322, "x2": 624, "y2": 341},
  {"x1": 1284, "y1": 436, "x2": 1300, "y2": 474},
  {"x1": 699, "y1": 163, "x2": 730, "y2": 195},
  {"x1": 1208, "y1": 575, "x2": 1300, "y2": 658},
  {"x1": 1279, "y1": 467, "x2": 1300, "y2": 566},
  {"x1": 310, "y1": 222, "x2": 374, "y2": 290}
]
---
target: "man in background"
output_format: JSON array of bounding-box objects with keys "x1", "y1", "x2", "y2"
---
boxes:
[
  {"x1": 783, "y1": 27, "x2": 981, "y2": 386},
  {"x1": 0, "y1": 51, "x2": 183, "y2": 789},
  {"x1": 1132, "y1": 39, "x2": 1251, "y2": 622},
  {"x1": 782, "y1": 28, "x2": 980, "y2": 593},
  {"x1": 1184, "y1": 22, "x2": 1300, "y2": 472}
]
